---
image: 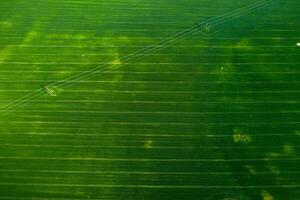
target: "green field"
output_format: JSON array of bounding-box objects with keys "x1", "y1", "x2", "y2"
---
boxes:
[{"x1": 0, "y1": 0, "x2": 299, "y2": 199}]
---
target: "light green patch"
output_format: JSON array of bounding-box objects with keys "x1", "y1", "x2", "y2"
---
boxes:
[
  {"x1": 0, "y1": 45, "x2": 14, "y2": 63},
  {"x1": 117, "y1": 36, "x2": 131, "y2": 43},
  {"x1": 235, "y1": 39, "x2": 253, "y2": 50},
  {"x1": 101, "y1": 36, "x2": 124, "y2": 76},
  {"x1": 282, "y1": 144, "x2": 296, "y2": 155},
  {"x1": 245, "y1": 165, "x2": 256, "y2": 175},
  {"x1": 111, "y1": 56, "x2": 122, "y2": 65},
  {"x1": 267, "y1": 165, "x2": 280, "y2": 174},
  {"x1": 261, "y1": 190, "x2": 274, "y2": 200},
  {"x1": 45, "y1": 33, "x2": 91, "y2": 40},
  {"x1": 0, "y1": 21, "x2": 13, "y2": 29},
  {"x1": 232, "y1": 128, "x2": 253, "y2": 144},
  {"x1": 266, "y1": 152, "x2": 282, "y2": 157},
  {"x1": 144, "y1": 140, "x2": 153, "y2": 148},
  {"x1": 23, "y1": 31, "x2": 40, "y2": 43},
  {"x1": 0, "y1": 28, "x2": 40, "y2": 62}
]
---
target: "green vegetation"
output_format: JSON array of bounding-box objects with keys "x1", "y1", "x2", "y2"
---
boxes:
[{"x1": 0, "y1": 0, "x2": 299, "y2": 199}]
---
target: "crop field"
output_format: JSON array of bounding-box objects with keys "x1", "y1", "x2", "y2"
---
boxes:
[{"x1": 0, "y1": 0, "x2": 299, "y2": 199}]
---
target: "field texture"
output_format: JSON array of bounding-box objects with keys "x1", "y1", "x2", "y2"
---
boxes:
[{"x1": 0, "y1": 0, "x2": 299, "y2": 199}]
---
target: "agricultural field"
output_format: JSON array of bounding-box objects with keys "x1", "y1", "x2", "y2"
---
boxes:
[{"x1": 0, "y1": 0, "x2": 299, "y2": 199}]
